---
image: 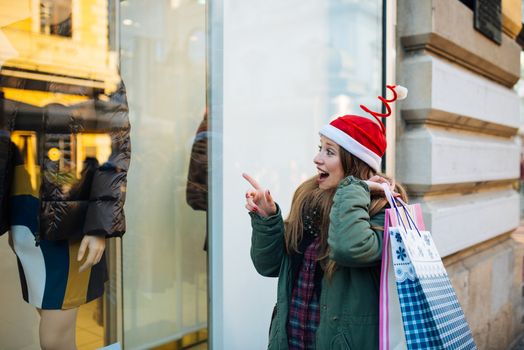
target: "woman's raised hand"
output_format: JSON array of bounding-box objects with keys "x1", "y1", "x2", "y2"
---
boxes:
[
  {"x1": 365, "y1": 175, "x2": 400, "y2": 197},
  {"x1": 242, "y1": 173, "x2": 277, "y2": 217}
]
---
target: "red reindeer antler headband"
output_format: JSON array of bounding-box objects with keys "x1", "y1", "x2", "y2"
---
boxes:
[{"x1": 359, "y1": 85, "x2": 408, "y2": 134}]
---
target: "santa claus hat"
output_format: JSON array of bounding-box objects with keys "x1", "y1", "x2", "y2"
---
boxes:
[{"x1": 319, "y1": 85, "x2": 408, "y2": 172}]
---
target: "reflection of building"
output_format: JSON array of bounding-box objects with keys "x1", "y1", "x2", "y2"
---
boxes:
[
  {"x1": 0, "y1": 0, "x2": 119, "y2": 95},
  {"x1": 9, "y1": 128, "x2": 111, "y2": 189},
  {"x1": 10, "y1": 131, "x2": 38, "y2": 190},
  {"x1": 1, "y1": 0, "x2": 117, "y2": 191},
  {"x1": 0, "y1": 1, "x2": 121, "y2": 350},
  {"x1": 119, "y1": 1, "x2": 208, "y2": 348}
]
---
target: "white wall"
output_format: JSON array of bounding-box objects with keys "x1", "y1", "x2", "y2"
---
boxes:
[{"x1": 221, "y1": 4, "x2": 328, "y2": 348}]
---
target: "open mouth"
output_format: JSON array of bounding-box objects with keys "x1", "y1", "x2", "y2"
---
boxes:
[{"x1": 318, "y1": 168, "x2": 329, "y2": 180}]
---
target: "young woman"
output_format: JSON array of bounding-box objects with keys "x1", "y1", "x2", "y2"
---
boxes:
[{"x1": 243, "y1": 85, "x2": 407, "y2": 350}]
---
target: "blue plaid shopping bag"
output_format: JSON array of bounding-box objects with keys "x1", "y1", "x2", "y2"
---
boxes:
[{"x1": 379, "y1": 184, "x2": 477, "y2": 350}]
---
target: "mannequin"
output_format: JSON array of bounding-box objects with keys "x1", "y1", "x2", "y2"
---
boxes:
[
  {"x1": 2, "y1": 84, "x2": 130, "y2": 350},
  {"x1": 0, "y1": 4, "x2": 131, "y2": 349},
  {"x1": 37, "y1": 235, "x2": 106, "y2": 350}
]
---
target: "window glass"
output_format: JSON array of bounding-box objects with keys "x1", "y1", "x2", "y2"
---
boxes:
[
  {"x1": 0, "y1": 1, "x2": 122, "y2": 349},
  {"x1": 120, "y1": 0, "x2": 208, "y2": 348}
]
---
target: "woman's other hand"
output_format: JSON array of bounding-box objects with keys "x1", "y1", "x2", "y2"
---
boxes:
[
  {"x1": 242, "y1": 173, "x2": 277, "y2": 217},
  {"x1": 77, "y1": 235, "x2": 106, "y2": 273},
  {"x1": 365, "y1": 175, "x2": 399, "y2": 197}
]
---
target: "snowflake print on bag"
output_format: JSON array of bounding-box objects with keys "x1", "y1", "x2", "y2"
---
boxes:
[{"x1": 396, "y1": 247, "x2": 407, "y2": 261}]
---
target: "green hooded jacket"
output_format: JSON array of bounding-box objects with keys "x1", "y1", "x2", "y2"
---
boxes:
[{"x1": 250, "y1": 176, "x2": 385, "y2": 350}]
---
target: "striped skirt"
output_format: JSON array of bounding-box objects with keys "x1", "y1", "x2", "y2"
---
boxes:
[
  {"x1": 11, "y1": 225, "x2": 107, "y2": 310},
  {"x1": 10, "y1": 149, "x2": 107, "y2": 310}
]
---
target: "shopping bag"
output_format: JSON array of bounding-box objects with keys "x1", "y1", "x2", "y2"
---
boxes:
[
  {"x1": 379, "y1": 199, "x2": 423, "y2": 350},
  {"x1": 379, "y1": 184, "x2": 477, "y2": 350}
]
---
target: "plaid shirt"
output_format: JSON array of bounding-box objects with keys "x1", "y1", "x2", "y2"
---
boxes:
[{"x1": 287, "y1": 237, "x2": 321, "y2": 350}]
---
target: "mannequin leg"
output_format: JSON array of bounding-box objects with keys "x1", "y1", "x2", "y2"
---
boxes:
[{"x1": 39, "y1": 307, "x2": 79, "y2": 350}]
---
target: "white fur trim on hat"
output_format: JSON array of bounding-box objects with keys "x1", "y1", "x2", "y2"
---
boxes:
[{"x1": 319, "y1": 124, "x2": 382, "y2": 172}]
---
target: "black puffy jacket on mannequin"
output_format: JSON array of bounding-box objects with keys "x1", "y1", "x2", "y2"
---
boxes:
[{"x1": 0, "y1": 81, "x2": 131, "y2": 241}]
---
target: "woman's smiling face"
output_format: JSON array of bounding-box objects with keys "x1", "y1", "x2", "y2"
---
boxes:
[{"x1": 313, "y1": 136, "x2": 345, "y2": 190}]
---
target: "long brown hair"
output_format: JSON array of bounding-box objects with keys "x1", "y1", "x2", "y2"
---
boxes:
[{"x1": 284, "y1": 148, "x2": 408, "y2": 278}]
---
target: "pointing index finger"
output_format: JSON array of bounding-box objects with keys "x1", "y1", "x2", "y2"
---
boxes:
[{"x1": 242, "y1": 173, "x2": 261, "y2": 190}]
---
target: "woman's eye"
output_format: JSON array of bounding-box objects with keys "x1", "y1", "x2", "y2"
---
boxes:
[
  {"x1": 327, "y1": 149, "x2": 334, "y2": 156},
  {"x1": 318, "y1": 145, "x2": 322, "y2": 151}
]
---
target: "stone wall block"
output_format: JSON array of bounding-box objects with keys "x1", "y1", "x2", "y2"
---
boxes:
[
  {"x1": 472, "y1": 324, "x2": 489, "y2": 350},
  {"x1": 397, "y1": 127, "x2": 520, "y2": 188},
  {"x1": 417, "y1": 190, "x2": 519, "y2": 257},
  {"x1": 445, "y1": 238, "x2": 522, "y2": 348},
  {"x1": 401, "y1": 55, "x2": 520, "y2": 134},
  {"x1": 502, "y1": 0, "x2": 523, "y2": 39},
  {"x1": 510, "y1": 234, "x2": 524, "y2": 339},
  {"x1": 487, "y1": 304, "x2": 513, "y2": 350},
  {"x1": 464, "y1": 255, "x2": 493, "y2": 332},
  {"x1": 490, "y1": 247, "x2": 513, "y2": 318},
  {"x1": 398, "y1": 0, "x2": 520, "y2": 86}
]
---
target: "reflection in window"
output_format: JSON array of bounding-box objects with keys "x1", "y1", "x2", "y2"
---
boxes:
[
  {"x1": 120, "y1": 0, "x2": 208, "y2": 348},
  {"x1": 0, "y1": 1, "x2": 126, "y2": 349},
  {"x1": 40, "y1": 0, "x2": 72, "y2": 37},
  {"x1": 11, "y1": 131, "x2": 39, "y2": 191}
]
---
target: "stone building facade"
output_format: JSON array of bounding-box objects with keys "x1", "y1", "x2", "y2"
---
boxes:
[{"x1": 397, "y1": 0, "x2": 523, "y2": 348}]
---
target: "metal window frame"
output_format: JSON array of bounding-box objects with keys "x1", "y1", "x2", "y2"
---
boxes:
[
  {"x1": 207, "y1": 0, "x2": 224, "y2": 348},
  {"x1": 383, "y1": 0, "x2": 398, "y2": 178}
]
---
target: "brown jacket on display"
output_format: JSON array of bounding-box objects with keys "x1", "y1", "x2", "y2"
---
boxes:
[
  {"x1": 0, "y1": 81, "x2": 131, "y2": 242},
  {"x1": 186, "y1": 112, "x2": 208, "y2": 212}
]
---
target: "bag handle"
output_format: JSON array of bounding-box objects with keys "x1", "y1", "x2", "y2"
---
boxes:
[
  {"x1": 381, "y1": 182, "x2": 421, "y2": 236},
  {"x1": 381, "y1": 183, "x2": 409, "y2": 230}
]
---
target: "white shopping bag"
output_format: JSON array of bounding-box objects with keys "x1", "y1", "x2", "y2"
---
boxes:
[{"x1": 379, "y1": 184, "x2": 477, "y2": 350}]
